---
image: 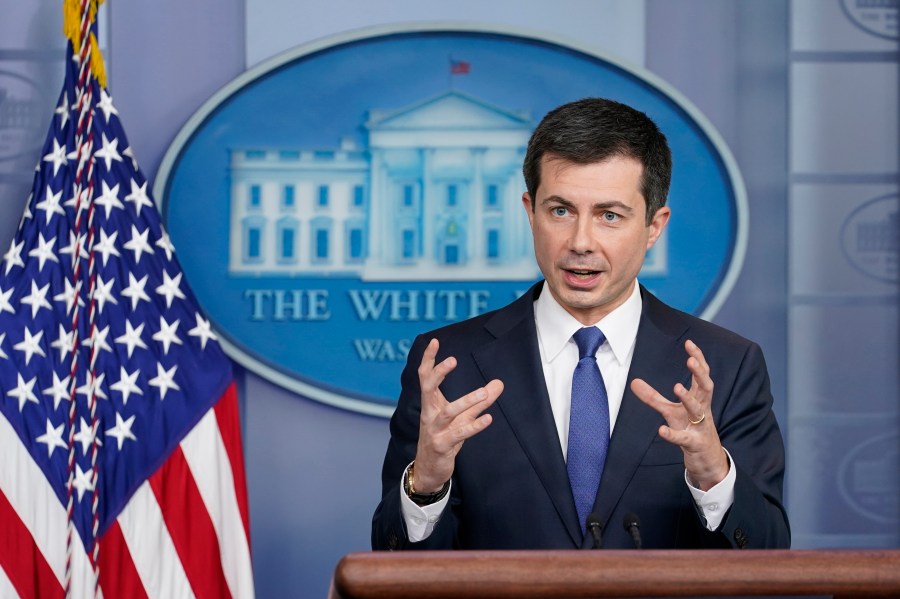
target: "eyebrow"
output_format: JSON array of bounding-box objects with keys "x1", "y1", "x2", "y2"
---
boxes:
[{"x1": 540, "y1": 195, "x2": 635, "y2": 213}]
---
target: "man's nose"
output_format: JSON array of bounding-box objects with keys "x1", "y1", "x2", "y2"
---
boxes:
[{"x1": 569, "y1": 215, "x2": 595, "y2": 253}]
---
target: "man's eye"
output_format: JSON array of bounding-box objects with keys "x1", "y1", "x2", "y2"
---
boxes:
[
  {"x1": 602, "y1": 212, "x2": 621, "y2": 222},
  {"x1": 552, "y1": 207, "x2": 568, "y2": 217}
]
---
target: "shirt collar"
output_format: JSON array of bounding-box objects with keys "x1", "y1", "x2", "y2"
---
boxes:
[{"x1": 534, "y1": 280, "x2": 643, "y2": 366}]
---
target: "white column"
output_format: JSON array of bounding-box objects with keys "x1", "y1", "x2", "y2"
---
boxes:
[
  {"x1": 469, "y1": 147, "x2": 486, "y2": 268},
  {"x1": 421, "y1": 148, "x2": 435, "y2": 267}
]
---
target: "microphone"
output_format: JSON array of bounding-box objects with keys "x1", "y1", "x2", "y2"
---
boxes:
[
  {"x1": 622, "y1": 512, "x2": 642, "y2": 549},
  {"x1": 586, "y1": 513, "x2": 603, "y2": 549}
]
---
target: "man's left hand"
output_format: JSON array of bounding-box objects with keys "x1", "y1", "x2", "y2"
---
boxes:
[{"x1": 630, "y1": 339, "x2": 729, "y2": 491}]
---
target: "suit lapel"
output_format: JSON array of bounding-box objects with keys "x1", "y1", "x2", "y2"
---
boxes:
[
  {"x1": 472, "y1": 285, "x2": 583, "y2": 546},
  {"x1": 591, "y1": 288, "x2": 690, "y2": 529}
]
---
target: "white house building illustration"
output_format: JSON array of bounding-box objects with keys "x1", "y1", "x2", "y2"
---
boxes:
[{"x1": 228, "y1": 90, "x2": 667, "y2": 280}]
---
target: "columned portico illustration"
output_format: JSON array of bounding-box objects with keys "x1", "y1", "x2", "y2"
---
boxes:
[{"x1": 228, "y1": 91, "x2": 546, "y2": 281}]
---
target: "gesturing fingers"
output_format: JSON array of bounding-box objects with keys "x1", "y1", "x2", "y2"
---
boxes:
[
  {"x1": 673, "y1": 340, "x2": 714, "y2": 427},
  {"x1": 418, "y1": 338, "x2": 458, "y2": 417},
  {"x1": 630, "y1": 341, "x2": 729, "y2": 489},
  {"x1": 437, "y1": 379, "x2": 505, "y2": 441},
  {"x1": 415, "y1": 378, "x2": 504, "y2": 491},
  {"x1": 631, "y1": 377, "x2": 682, "y2": 426},
  {"x1": 630, "y1": 375, "x2": 719, "y2": 464}
]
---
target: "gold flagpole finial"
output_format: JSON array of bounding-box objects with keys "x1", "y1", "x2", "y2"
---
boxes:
[{"x1": 63, "y1": 0, "x2": 107, "y2": 87}]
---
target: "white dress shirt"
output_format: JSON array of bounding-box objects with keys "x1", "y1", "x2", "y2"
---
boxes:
[{"x1": 401, "y1": 280, "x2": 736, "y2": 542}]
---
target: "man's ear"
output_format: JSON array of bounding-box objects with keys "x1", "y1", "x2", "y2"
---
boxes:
[
  {"x1": 521, "y1": 192, "x2": 535, "y2": 228},
  {"x1": 646, "y1": 206, "x2": 670, "y2": 249}
]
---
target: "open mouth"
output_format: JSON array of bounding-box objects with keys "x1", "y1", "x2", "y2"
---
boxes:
[{"x1": 563, "y1": 268, "x2": 602, "y2": 285}]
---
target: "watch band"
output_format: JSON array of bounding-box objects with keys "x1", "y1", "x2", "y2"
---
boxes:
[{"x1": 404, "y1": 462, "x2": 450, "y2": 506}]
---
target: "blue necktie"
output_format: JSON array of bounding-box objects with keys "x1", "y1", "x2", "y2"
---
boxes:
[{"x1": 567, "y1": 327, "x2": 610, "y2": 533}]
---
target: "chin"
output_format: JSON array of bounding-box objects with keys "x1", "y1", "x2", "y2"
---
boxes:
[{"x1": 560, "y1": 291, "x2": 605, "y2": 311}]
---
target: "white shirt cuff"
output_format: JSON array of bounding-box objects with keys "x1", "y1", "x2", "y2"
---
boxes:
[
  {"x1": 686, "y1": 448, "x2": 736, "y2": 532},
  {"x1": 399, "y1": 462, "x2": 451, "y2": 542}
]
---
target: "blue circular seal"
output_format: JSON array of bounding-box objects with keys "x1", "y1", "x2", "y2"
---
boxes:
[
  {"x1": 840, "y1": 192, "x2": 898, "y2": 283},
  {"x1": 156, "y1": 24, "x2": 746, "y2": 416},
  {"x1": 838, "y1": 432, "x2": 900, "y2": 523},
  {"x1": 841, "y1": 0, "x2": 899, "y2": 40}
]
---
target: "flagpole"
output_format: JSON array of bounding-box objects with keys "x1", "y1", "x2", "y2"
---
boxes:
[
  {"x1": 62, "y1": 1, "x2": 105, "y2": 597},
  {"x1": 448, "y1": 54, "x2": 453, "y2": 90}
]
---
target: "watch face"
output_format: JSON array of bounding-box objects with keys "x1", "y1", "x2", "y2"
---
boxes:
[{"x1": 403, "y1": 464, "x2": 413, "y2": 495}]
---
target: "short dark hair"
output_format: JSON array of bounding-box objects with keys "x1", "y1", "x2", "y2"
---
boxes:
[{"x1": 523, "y1": 97, "x2": 671, "y2": 224}]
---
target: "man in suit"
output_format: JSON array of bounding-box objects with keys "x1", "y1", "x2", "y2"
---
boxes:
[{"x1": 372, "y1": 97, "x2": 790, "y2": 551}]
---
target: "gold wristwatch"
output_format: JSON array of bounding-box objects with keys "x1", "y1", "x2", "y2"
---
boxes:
[{"x1": 404, "y1": 462, "x2": 450, "y2": 506}]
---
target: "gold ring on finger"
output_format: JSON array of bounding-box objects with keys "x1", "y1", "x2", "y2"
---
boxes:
[{"x1": 689, "y1": 413, "x2": 706, "y2": 425}]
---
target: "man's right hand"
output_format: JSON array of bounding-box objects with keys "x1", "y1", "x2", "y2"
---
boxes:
[{"x1": 412, "y1": 338, "x2": 504, "y2": 493}]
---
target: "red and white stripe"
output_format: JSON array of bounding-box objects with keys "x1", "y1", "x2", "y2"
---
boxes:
[{"x1": 0, "y1": 383, "x2": 254, "y2": 599}]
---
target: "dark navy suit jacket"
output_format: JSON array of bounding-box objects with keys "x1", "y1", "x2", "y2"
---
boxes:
[{"x1": 372, "y1": 283, "x2": 790, "y2": 550}]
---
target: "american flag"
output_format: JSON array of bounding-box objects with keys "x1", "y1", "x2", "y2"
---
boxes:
[
  {"x1": 450, "y1": 59, "x2": 471, "y2": 75},
  {"x1": 0, "y1": 6, "x2": 254, "y2": 599}
]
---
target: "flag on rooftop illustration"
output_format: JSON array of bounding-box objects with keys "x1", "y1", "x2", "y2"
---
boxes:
[
  {"x1": 450, "y1": 57, "x2": 471, "y2": 75},
  {"x1": 0, "y1": 1, "x2": 254, "y2": 597}
]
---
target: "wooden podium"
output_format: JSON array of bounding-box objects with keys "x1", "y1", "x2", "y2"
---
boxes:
[{"x1": 328, "y1": 549, "x2": 900, "y2": 598}]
